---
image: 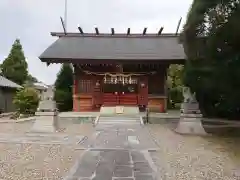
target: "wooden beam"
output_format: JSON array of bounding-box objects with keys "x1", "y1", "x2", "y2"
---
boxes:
[
  {"x1": 95, "y1": 27, "x2": 99, "y2": 35},
  {"x1": 78, "y1": 26, "x2": 84, "y2": 34},
  {"x1": 111, "y1": 28, "x2": 115, "y2": 35},
  {"x1": 127, "y1": 28, "x2": 130, "y2": 35},
  {"x1": 143, "y1": 28, "x2": 147, "y2": 35},
  {"x1": 175, "y1": 17, "x2": 182, "y2": 35},
  {"x1": 158, "y1": 27, "x2": 164, "y2": 35},
  {"x1": 60, "y1": 17, "x2": 67, "y2": 35}
]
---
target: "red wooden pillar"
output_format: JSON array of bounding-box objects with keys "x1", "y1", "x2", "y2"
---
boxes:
[
  {"x1": 163, "y1": 66, "x2": 168, "y2": 112},
  {"x1": 138, "y1": 76, "x2": 148, "y2": 106},
  {"x1": 92, "y1": 76, "x2": 103, "y2": 109},
  {"x1": 73, "y1": 72, "x2": 79, "y2": 112}
]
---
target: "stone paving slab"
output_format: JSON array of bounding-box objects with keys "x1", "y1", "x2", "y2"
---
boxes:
[
  {"x1": 65, "y1": 149, "x2": 157, "y2": 180},
  {"x1": 131, "y1": 151, "x2": 146, "y2": 162},
  {"x1": 63, "y1": 116, "x2": 160, "y2": 180},
  {"x1": 114, "y1": 165, "x2": 133, "y2": 177},
  {"x1": 135, "y1": 174, "x2": 154, "y2": 180},
  {"x1": 89, "y1": 124, "x2": 157, "y2": 150}
]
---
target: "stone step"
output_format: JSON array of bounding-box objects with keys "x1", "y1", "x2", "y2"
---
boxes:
[
  {"x1": 99, "y1": 116, "x2": 140, "y2": 120},
  {"x1": 100, "y1": 106, "x2": 140, "y2": 116},
  {"x1": 99, "y1": 118, "x2": 139, "y2": 121},
  {"x1": 98, "y1": 122, "x2": 140, "y2": 125},
  {"x1": 99, "y1": 119, "x2": 140, "y2": 123},
  {"x1": 98, "y1": 116, "x2": 141, "y2": 125},
  {"x1": 99, "y1": 117, "x2": 139, "y2": 120},
  {"x1": 122, "y1": 106, "x2": 140, "y2": 114}
]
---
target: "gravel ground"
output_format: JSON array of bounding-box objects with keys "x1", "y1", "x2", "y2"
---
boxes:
[
  {"x1": 0, "y1": 143, "x2": 83, "y2": 180},
  {"x1": 0, "y1": 121, "x2": 34, "y2": 134},
  {"x1": 148, "y1": 124, "x2": 240, "y2": 180},
  {"x1": 0, "y1": 120, "x2": 94, "y2": 136},
  {"x1": 60, "y1": 122, "x2": 94, "y2": 136},
  {"x1": 0, "y1": 120, "x2": 94, "y2": 180}
]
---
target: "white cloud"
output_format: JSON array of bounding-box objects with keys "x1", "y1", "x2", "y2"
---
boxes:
[{"x1": 0, "y1": 0, "x2": 193, "y2": 84}]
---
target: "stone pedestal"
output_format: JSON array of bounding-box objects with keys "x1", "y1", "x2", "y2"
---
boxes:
[
  {"x1": 175, "y1": 87, "x2": 207, "y2": 135},
  {"x1": 175, "y1": 113, "x2": 207, "y2": 135},
  {"x1": 180, "y1": 102, "x2": 201, "y2": 114},
  {"x1": 31, "y1": 86, "x2": 59, "y2": 133},
  {"x1": 175, "y1": 98, "x2": 207, "y2": 135},
  {"x1": 31, "y1": 111, "x2": 59, "y2": 133}
]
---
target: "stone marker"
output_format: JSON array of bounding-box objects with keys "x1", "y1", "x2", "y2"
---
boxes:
[
  {"x1": 31, "y1": 86, "x2": 59, "y2": 133},
  {"x1": 175, "y1": 87, "x2": 207, "y2": 135}
]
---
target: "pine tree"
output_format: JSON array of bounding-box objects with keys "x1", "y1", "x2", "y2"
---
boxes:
[
  {"x1": 25, "y1": 74, "x2": 38, "y2": 86},
  {"x1": 182, "y1": 0, "x2": 240, "y2": 119},
  {"x1": 1, "y1": 39, "x2": 28, "y2": 85},
  {"x1": 54, "y1": 64, "x2": 73, "y2": 111},
  {"x1": 0, "y1": 64, "x2": 2, "y2": 75}
]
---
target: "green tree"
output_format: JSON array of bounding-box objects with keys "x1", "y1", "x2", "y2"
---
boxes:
[
  {"x1": 13, "y1": 87, "x2": 40, "y2": 115},
  {"x1": 0, "y1": 64, "x2": 2, "y2": 75},
  {"x1": 54, "y1": 64, "x2": 73, "y2": 111},
  {"x1": 24, "y1": 74, "x2": 38, "y2": 87},
  {"x1": 27, "y1": 74, "x2": 38, "y2": 83},
  {"x1": 1, "y1": 39, "x2": 28, "y2": 85},
  {"x1": 182, "y1": 0, "x2": 240, "y2": 119},
  {"x1": 167, "y1": 64, "x2": 184, "y2": 109}
]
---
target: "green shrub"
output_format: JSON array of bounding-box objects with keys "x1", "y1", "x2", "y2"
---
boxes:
[
  {"x1": 167, "y1": 87, "x2": 183, "y2": 109},
  {"x1": 13, "y1": 87, "x2": 39, "y2": 115}
]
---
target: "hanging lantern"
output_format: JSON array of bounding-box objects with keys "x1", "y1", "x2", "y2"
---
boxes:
[{"x1": 129, "y1": 76, "x2": 132, "y2": 84}]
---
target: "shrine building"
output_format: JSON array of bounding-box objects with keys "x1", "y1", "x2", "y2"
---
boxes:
[{"x1": 39, "y1": 28, "x2": 185, "y2": 112}]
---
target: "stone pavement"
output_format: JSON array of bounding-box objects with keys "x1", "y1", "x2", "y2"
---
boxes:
[
  {"x1": 65, "y1": 149, "x2": 157, "y2": 180},
  {"x1": 84, "y1": 124, "x2": 157, "y2": 150},
  {"x1": 64, "y1": 116, "x2": 160, "y2": 180},
  {"x1": 0, "y1": 115, "x2": 160, "y2": 179}
]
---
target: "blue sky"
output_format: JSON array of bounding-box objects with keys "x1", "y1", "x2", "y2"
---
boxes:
[{"x1": 0, "y1": 0, "x2": 193, "y2": 84}]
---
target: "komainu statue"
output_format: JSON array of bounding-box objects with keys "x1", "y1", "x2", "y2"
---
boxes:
[{"x1": 175, "y1": 86, "x2": 207, "y2": 135}]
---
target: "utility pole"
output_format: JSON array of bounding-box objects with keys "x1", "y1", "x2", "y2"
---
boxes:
[{"x1": 64, "y1": 0, "x2": 68, "y2": 31}]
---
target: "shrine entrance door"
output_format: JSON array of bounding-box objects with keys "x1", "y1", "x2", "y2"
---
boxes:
[{"x1": 103, "y1": 78, "x2": 138, "y2": 106}]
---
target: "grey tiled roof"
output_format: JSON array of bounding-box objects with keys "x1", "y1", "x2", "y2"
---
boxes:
[
  {"x1": 39, "y1": 34, "x2": 186, "y2": 62},
  {"x1": 0, "y1": 75, "x2": 22, "y2": 89}
]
